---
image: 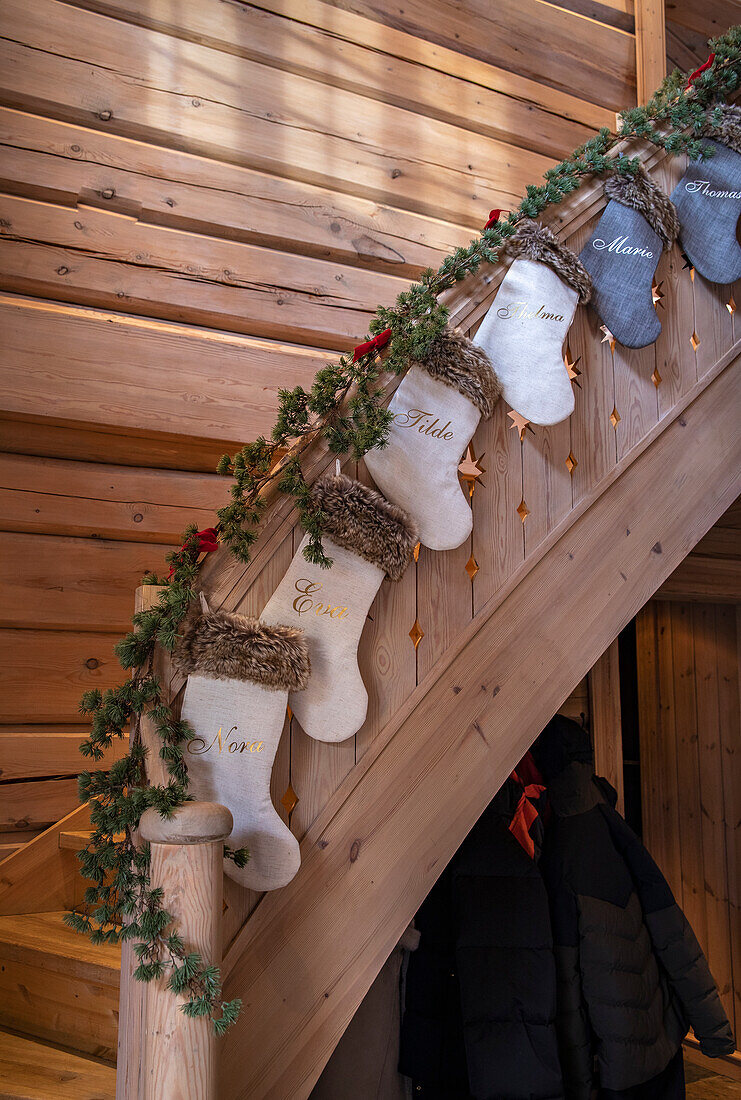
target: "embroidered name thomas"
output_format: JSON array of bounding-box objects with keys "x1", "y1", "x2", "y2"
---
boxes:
[{"x1": 685, "y1": 179, "x2": 741, "y2": 199}]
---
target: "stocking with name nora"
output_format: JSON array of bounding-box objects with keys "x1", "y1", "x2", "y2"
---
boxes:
[
  {"x1": 579, "y1": 165, "x2": 679, "y2": 348},
  {"x1": 472, "y1": 222, "x2": 592, "y2": 425},
  {"x1": 363, "y1": 328, "x2": 500, "y2": 551},
  {"x1": 261, "y1": 474, "x2": 417, "y2": 743},
  {"x1": 670, "y1": 103, "x2": 741, "y2": 284},
  {"x1": 173, "y1": 602, "x2": 310, "y2": 892}
]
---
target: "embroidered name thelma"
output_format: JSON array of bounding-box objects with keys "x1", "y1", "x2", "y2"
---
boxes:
[
  {"x1": 496, "y1": 301, "x2": 564, "y2": 322},
  {"x1": 685, "y1": 179, "x2": 741, "y2": 199},
  {"x1": 592, "y1": 236, "x2": 654, "y2": 259},
  {"x1": 188, "y1": 726, "x2": 264, "y2": 755},
  {"x1": 391, "y1": 409, "x2": 454, "y2": 439}
]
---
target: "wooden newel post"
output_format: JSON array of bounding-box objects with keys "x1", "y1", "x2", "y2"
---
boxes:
[{"x1": 129, "y1": 802, "x2": 233, "y2": 1100}]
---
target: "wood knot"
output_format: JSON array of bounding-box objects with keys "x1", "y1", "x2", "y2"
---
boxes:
[
  {"x1": 56, "y1": 266, "x2": 69, "y2": 276},
  {"x1": 98, "y1": 109, "x2": 112, "y2": 121},
  {"x1": 101, "y1": 188, "x2": 115, "y2": 200},
  {"x1": 317, "y1": 838, "x2": 328, "y2": 849},
  {"x1": 133, "y1": 513, "x2": 143, "y2": 523},
  {"x1": 651, "y1": 542, "x2": 663, "y2": 555},
  {"x1": 349, "y1": 839, "x2": 361, "y2": 863},
  {"x1": 390, "y1": 168, "x2": 402, "y2": 179},
  {"x1": 85, "y1": 657, "x2": 100, "y2": 670}
]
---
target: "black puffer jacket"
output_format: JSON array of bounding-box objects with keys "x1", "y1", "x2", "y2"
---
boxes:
[
  {"x1": 533, "y1": 716, "x2": 734, "y2": 1099},
  {"x1": 400, "y1": 779, "x2": 564, "y2": 1099}
]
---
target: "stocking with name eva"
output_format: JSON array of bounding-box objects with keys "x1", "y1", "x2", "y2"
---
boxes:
[
  {"x1": 173, "y1": 598, "x2": 310, "y2": 892},
  {"x1": 261, "y1": 473, "x2": 418, "y2": 743}
]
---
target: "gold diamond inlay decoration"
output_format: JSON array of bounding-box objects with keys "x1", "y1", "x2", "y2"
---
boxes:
[
  {"x1": 517, "y1": 498, "x2": 529, "y2": 524},
  {"x1": 413, "y1": 540, "x2": 421, "y2": 563},
  {"x1": 690, "y1": 331, "x2": 700, "y2": 351},
  {"x1": 727, "y1": 294, "x2": 736, "y2": 316},
  {"x1": 651, "y1": 366, "x2": 662, "y2": 388},
  {"x1": 565, "y1": 451, "x2": 578, "y2": 475},
  {"x1": 286, "y1": 704, "x2": 293, "y2": 722},
  {"x1": 409, "y1": 619, "x2": 424, "y2": 650},
  {"x1": 610, "y1": 406, "x2": 621, "y2": 429},
  {"x1": 281, "y1": 783, "x2": 298, "y2": 816},
  {"x1": 465, "y1": 554, "x2": 479, "y2": 581}
]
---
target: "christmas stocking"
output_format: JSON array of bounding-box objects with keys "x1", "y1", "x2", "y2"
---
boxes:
[
  {"x1": 261, "y1": 473, "x2": 417, "y2": 743},
  {"x1": 670, "y1": 103, "x2": 741, "y2": 284},
  {"x1": 579, "y1": 165, "x2": 679, "y2": 348},
  {"x1": 364, "y1": 328, "x2": 501, "y2": 551},
  {"x1": 472, "y1": 221, "x2": 592, "y2": 425},
  {"x1": 173, "y1": 602, "x2": 310, "y2": 892}
]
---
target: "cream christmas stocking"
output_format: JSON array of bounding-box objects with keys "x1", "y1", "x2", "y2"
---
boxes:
[
  {"x1": 473, "y1": 222, "x2": 592, "y2": 425},
  {"x1": 579, "y1": 165, "x2": 679, "y2": 348},
  {"x1": 261, "y1": 473, "x2": 417, "y2": 743},
  {"x1": 173, "y1": 602, "x2": 310, "y2": 892},
  {"x1": 364, "y1": 328, "x2": 500, "y2": 551},
  {"x1": 670, "y1": 104, "x2": 741, "y2": 285}
]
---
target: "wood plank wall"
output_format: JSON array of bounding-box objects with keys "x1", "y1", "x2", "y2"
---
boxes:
[
  {"x1": 636, "y1": 597, "x2": 741, "y2": 1051},
  {"x1": 0, "y1": 0, "x2": 638, "y2": 846}
]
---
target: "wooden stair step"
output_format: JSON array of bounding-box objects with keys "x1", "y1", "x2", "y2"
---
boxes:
[
  {"x1": 0, "y1": 912, "x2": 120, "y2": 1062},
  {"x1": 0, "y1": 1029, "x2": 115, "y2": 1099},
  {"x1": 58, "y1": 831, "x2": 123, "y2": 853}
]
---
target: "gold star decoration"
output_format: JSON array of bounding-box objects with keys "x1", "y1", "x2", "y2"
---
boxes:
[
  {"x1": 563, "y1": 343, "x2": 582, "y2": 386},
  {"x1": 681, "y1": 252, "x2": 695, "y2": 280},
  {"x1": 507, "y1": 410, "x2": 532, "y2": 441},
  {"x1": 600, "y1": 325, "x2": 616, "y2": 355},
  {"x1": 651, "y1": 279, "x2": 665, "y2": 309},
  {"x1": 413, "y1": 540, "x2": 421, "y2": 563},
  {"x1": 458, "y1": 444, "x2": 486, "y2": 498}
]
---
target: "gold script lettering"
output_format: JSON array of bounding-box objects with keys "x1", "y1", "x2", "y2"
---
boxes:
[
  {"x1": 391, "y1": 408, "x2": 454, "y2": 440},
  {"x1": 187, "y1": 726, "x2": 265, "y2": 756},
  {"x1": 293, "y1": 578, "x2": 349, "y2": 620}
]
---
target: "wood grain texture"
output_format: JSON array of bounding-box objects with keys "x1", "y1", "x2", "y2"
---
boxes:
[
  {"x1": 588, "y1": 640, "x2": 624, "y2": 813},
  {"x1": 635, "y1": 0, "x2": 667, "y2": 102},
  {"x1": 0, "y1": 1029, "x2": 116, "y2": 1100},
  {"x1": 0, "y1": 777, "x2": 81, "y2": 832},
  {"x1": 0, "y1": 802, "x2": 91, "y2": 915},
  {"x1": 0, "y1": 725, "x2": 122, "y2": 781}
]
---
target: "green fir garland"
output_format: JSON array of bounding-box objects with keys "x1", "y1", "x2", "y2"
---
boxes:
[{"x1": 70, "y1": 33, "x2": 741, "y2": 1034}]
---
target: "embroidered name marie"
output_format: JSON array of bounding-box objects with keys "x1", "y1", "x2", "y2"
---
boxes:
[
  {"x1": 592, "y1": 236, "x2": 654, "y2": 259},
  {"x1": 496, "y1": 301, "x2": 564, "y2": 322},
  {"x1": 685, "y1": 179, "x2": 741, "y2": 199}
]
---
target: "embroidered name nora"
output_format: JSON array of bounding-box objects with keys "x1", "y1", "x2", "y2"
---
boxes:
[
  {"x1": 188, "y1": 726, "x2": 264, "y2": 755},
  {"x1": 685, "y1": 179, "x2": 741, "y2": 199},
  {"x1": 392, "y1": 408, "x2": 454, "y2": 439},
  {"x1": 592, "y1": 235, "x2": 654, "y2": 259},
  {"x1": 496, "y1": 301, "x2": 564, "y2": 322}
]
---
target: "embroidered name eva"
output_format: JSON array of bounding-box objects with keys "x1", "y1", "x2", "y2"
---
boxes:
[
  {"x1": 592, "y1": 235, "x2": 654, "y2": 259},
  {"x1": 685, "y1": 179, "x2": 741, "y2": 199}
]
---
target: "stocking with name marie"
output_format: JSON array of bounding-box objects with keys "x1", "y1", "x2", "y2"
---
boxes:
[
  {"x1": 261, "y1": 473, "x2": 417, "y2": 743},
  {"x1": 173, "y1": 599, "x2": 310, "y2": 892},
  {"x1": 364, "y1": 327, "x2": 501, "y2": 551},
  {"x1": 670, "y1": 103, "x2": 741, "y2": 285},
  {"x1": 579, "y1": 164, "x2": 679, "y2": 348},
  {"x1": 472, "y1": 221, "x2": 592, "y2": 425}
]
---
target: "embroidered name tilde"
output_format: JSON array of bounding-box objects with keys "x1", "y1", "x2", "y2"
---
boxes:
[
  {"x1": 187, "y1": 726, "x2": 264, "y2": 755},
  {"x1": 685, "y1": 179, "x2": 741, "y2": 199},
  {"x1": 391, "y1": 409, "x2": 454, "y2": 439},
  {"x1": 292, "y1": 578, "x2": 349, "y2": 620},
  {"x1": 592, "y1": 235, "x2": 654, "y2": 259},
  {"x1": 496, "y1": 301, "x2": 565, "y2": 322}
]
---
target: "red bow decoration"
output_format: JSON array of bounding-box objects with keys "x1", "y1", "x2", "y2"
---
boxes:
[
  {"x1": 168, "y1": 527, "x2": 219, "y2": 578},
  {"x1": 508, "y1": 752, "x2": 547, "y2": 859},
  {"x1": 353, "y1": 327, "x2": 392, "y2": 363},
  {"x1": 484, "y1": 208, "x2": 502, "y2": 231},
  {"x1": 686, "y1": 53, "x2": 715, "y2": 90}
]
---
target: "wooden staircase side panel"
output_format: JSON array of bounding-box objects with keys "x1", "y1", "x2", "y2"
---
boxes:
[
  {"x1": 0, "y1": 801, "x2": 91, "y2": 915},
  {"x1": 218, "y1": 354, "x2": 741, "y2": 1100}
]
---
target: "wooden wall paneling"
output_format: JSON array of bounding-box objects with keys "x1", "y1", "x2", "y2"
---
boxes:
[
  {"x1": 588, "y1": 640, "x2": 625, "y2": 814},
  {"x1": 1, "y1": 0, "x2": 553, "y2": 223},
  {"x1": 1, "y1": 532, "x2": 173, "y2": 632},
  {"x1": 521, "y1": 418, "x2": 573, "y2": 557},
  {"x1": 0, "y1": 454, "x2": 229, "y2": 543},
  {"x1": 693, "y1": 273, "x2": 736, "y2": 378},
  {"x1": 694, "y1": 602, "x2": 736, "y2": 1026},
  {"x1": 355, "y1": 460, "x2": 417, "y2": 763},
  {"x1": 668, "y1": 601, "x2": 707, "y2": 945},
  {"x1": 0, "y1": 195, "x2": 408, "y2": 349},
  {"x1": 712, "y1": 607, "x2": 734, "y2": 1034},
  {"x1": 0, "y1": 296, "x2": 326, "y2": 445},
  {"x1": 612, "y1": 342, "x2": 659, "y2": 461},
  {"x1": 656, "y1": 553, "x2": 741, "y2": 602},
  {"x1": 0, "y1": 109, "x2": 470, "y2": 278},
  {"x1": 636, "y1": 602, "x2": 682, "y2": 890},
  {"x1": 0, "y1": 629, "x2": 122, "y2": 723},
  {"x1": 0, "y1": 777, "x2": 80, "y2": 833},
  {"x1": 0, "y1": 726, "x2": 121, "y2": 781},
  {"x1": 664, "y1": 0, "x2": 738, "y2": 40},
  {"x1": 316, "y1": 0, "x2": 637, "y2": 109},
  {"x1": 416, "y1": 539, "x2": 474, "y2": 682},
  {"x1": 635, "y1": 0, "x2": 667, "y2": 103},
  {"x1": 0, "y1": 803, "x2": 92, "y2": 915}
]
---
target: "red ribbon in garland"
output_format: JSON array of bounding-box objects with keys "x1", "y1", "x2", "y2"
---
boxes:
[
  {"x1": 353, "y1": 328, "x2": 392, "y2": 363},
  {"x1": 686, "y1": 53, "x2": 715, "y2": 90},
  {"x1": 168, "y1": 527, "x2": 219, "y2": 578},
  {"x1": 484, "y1": 208, "x2": 503, "y2": 231}
]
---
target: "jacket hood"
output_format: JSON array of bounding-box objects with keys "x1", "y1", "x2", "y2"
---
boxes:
[{"x1": 531, "y1": 715, "x2": 610, "y2": 817}]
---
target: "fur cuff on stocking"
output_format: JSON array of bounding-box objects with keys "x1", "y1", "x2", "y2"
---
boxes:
[
  {"x1": 504, "y1": 221, "x2": 593, "y2": 303},
  {"x1": 417, "y1": 328, "x2": 502, "y2": 420},
  {"x1": 605, "y1": 165, "x2": 679, "y2": 251},
  {"x1": 310, "y1": 473, "x2": 418, "y2": 581},
  {"x1": 701, "y1": 103, "x2": 741, "y2": 154},
  {"x1": 174, "y1": 604, "x2": 310, "y2": 691}
]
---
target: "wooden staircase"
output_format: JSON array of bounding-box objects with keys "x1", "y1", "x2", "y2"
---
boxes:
[{"x1": 0, "y1": 138, "x2": 739, "y2": 1098}]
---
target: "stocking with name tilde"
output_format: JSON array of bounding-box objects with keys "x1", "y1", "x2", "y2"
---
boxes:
[
  {"x1": 472, "y1": 222, "x2": 592, "y2": 425},
  {"x1": 364, "y1": 328, "x2": 501, "y2": 551},
  {"x1": 173, "y1": 602, "x2": 310, "y2": 892},
  {"x1": 579, "y1": 165, "x2": 679, "y2": 348},
  {"x1": 670, "y1": 103, "x2": 741, "y2": 284},
  {"x1": 261, "y1": 474, "x2": 417, "y2": 743}
]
